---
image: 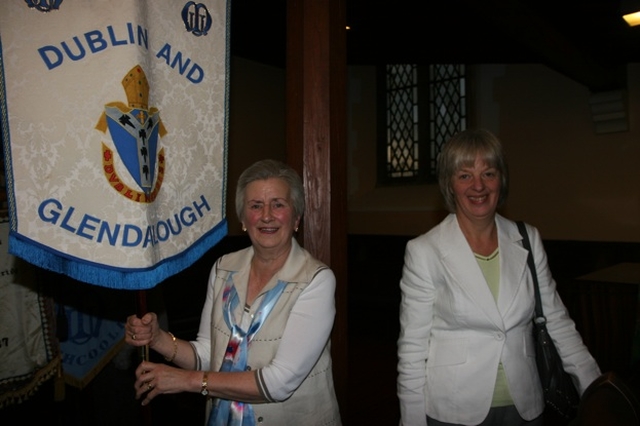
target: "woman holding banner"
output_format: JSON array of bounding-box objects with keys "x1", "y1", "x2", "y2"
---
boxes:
[{"x1": 125, "y1": 159, "x2": 341, "y2": 425}]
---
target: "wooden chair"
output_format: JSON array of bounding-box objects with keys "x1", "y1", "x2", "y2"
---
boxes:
[{"x1": 570, "y1": 371, "x2": 640, "y2": 426}]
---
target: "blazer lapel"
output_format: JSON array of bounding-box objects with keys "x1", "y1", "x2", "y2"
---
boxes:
[
  {"x1": 439, "y1": 215, "x2": 504, "y2": 329},
  {"x1": 495, "y1": 215, "x2": 530, "y2": 318}
]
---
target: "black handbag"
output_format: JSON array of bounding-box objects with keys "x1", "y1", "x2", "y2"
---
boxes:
[{"x1": 517, "y1": 221, "x2": 580, "y2": 421}]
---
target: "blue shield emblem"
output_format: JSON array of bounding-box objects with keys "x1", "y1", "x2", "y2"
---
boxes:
[
  {"x1": 104, "y1": 107, "x2": 160, "y2": 193},
  {"x1": 97, "y1": 65, "x2": 165, "y2": 195}
]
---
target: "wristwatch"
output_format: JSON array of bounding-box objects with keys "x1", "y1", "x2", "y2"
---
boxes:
[{"x1": 201, "y1": 371, "x2": 209, "y2": 396}]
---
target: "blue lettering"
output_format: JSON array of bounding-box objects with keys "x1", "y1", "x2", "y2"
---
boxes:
[
  {"x1": 157, "y1": 43, "x2": 204, "y2": 84},
  {"x1": 62, "y1": 353, "x2": 76, "y2": 365},
  {"x1": 61, "y1": 37, "x2": 86, "y2": 61},
  {"x1": 85, "y1": 30, "x2": 108, "y2": 53},
  {"x1": 37, "y1": 23, "x2": 148, "y2": 70},
  {"x1": 186, "y1": 63, "x2": 204, "y2": 84},
  {"x1": 99, "y1": 339, "x2": 110, "y2": 350},
  {"x1": 166, "y1": 215, "x2": 183, "y2": 236},
  {"x1": 156, "y1": 43, "x2": 172, "y2": 65},
  {"x1": 143, "y1": 225, "x2": 156, "y2": 248},
  {"x1": 36, "y1": 197, "x2": 210, "y2": 247},
  {"x1": 60, "y1": 206, "x2": 77, "y2": 232},
  {"x1": 171, "y1": 51, "x2": 191, "y2": 75},
  {"x1": 38, "y1": 46, "x2": 63, "y2": 70},
  {"x1": 107, "y1": 328, "x2": 121, "y2": 340},
  {"x1": 77, "y1": 214, "x2": 100, "y2": 239},
  {"x1": 122, "y1": 224, "x2": 142, "y2": 247},
  {"x1": 193, "y1": 195, "x2": 210, "y2": 217},
  {"x1": 106, "y1": 25, "x2": 128, "y2": 47},
  {"x1": 38, "y1": 198, "x2": 63, "y2": 223},
  {"x1": 180, "y1": 206, "x2": 197, "y2": 226},
  {"x1": 137, "y1": 25, "x2": 148, "y2": 49},
  {"x1": 127, "y1": 22, "x2": 135, "y2": 44},
  {"x1": 97, "y1": 221, "x2": 120, "y2": 245}
]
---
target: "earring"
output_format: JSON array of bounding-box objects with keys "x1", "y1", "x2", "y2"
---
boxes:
[
  {"x1": 295, "y1": 227, "x2": 299, "y2": 232},
  {"x1": 242, "y1": 226, "x2": 247, "y2": 232}
]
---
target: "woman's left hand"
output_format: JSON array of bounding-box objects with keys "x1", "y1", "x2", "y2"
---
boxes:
[{"x1": 134, "y1": 360, "x2": 192, "y2": 405}]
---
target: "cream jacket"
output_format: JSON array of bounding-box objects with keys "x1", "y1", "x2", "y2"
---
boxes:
[
  {"x1": 397, "y1": 214, "x2": 601, "y2": 426},
  {"x1": 198, "y1": 238, "x2": 341, "y2": 426}
]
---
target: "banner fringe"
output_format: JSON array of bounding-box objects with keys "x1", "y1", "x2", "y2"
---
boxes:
[
  {"x1": 0, "y1": 354, "x2": 61, "y2": 409},
  {"x1": 8, "y1": 220, "x2": 228, "y2": 289}
]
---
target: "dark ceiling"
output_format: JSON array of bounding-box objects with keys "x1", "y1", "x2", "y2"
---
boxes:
[{"x1": 230, "y1": 0, "x2": 640, "y2": 92}]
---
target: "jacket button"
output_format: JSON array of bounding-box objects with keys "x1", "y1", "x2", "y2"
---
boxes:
[{"x1": 257, "y1": 416, "x2": 264, "y2": 423}]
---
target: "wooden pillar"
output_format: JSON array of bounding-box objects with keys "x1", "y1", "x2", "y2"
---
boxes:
[{"x1": 286, "y1": 0, "x2": 348, "y2": 419}]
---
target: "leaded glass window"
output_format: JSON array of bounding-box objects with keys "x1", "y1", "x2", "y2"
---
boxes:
[
  {"x1": 385, "y1": 64, "x2": 419, "y2": 179},
  {"x1": 429, "y1": 64, "x2": 466, "y2": 175},
  {"x1": 378, "y1": 64, "x2": 467, "y2": 185}
]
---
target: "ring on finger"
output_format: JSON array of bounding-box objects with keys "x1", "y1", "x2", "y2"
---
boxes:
[
  {"x1": 147, "y1": 382, "x2": 152, "y2": 391},
  {"x1": 132, "y1": 333, "x2": 137, "y2": 340}
]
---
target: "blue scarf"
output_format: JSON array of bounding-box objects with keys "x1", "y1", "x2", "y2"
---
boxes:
[{"x1": 208, "y1": 274, "x2": 287, "y2": 426}]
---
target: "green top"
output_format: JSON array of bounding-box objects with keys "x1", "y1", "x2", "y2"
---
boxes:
[{"x1": 475, "y1": 248, "x2": 514, "y2": 407}]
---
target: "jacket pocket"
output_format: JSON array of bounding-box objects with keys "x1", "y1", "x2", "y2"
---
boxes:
[{"x1": 428, "y1": 338, "x2": 468, "y2": 366}]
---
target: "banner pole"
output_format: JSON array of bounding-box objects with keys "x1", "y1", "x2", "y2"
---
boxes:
[
  {"x1": 136, "y1": 290, "x2": 150, "y2": 362},
  {"x1": 136, "y1": 289, "x2": 152, "y2": 425}
]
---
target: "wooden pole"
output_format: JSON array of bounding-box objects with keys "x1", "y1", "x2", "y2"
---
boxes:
[
  {"x1": 136, "y1": 290, "x2": 152, "y2": 425},
  {"x1": 286, "y1": 0, "x2": 348, "y2": 420}
]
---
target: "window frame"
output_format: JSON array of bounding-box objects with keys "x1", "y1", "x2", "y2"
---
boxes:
[{"x1": 376, "y1": 63, "x2": 468, "y2": 187}]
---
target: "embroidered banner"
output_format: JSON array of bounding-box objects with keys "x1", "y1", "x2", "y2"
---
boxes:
[
  {"x1": 0, "y1": 221, "x2": 61, "y2": 407},
  {"x1": 0, "y1": 0, "x2": 229, "y2": 289},
  {"x1": 58, "y1": 301, "x2": 125, "y2": 389}
]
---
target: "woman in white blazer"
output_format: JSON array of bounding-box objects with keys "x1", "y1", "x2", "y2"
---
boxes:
[{"x1": 397, "y1": 129, "x2": 600, "y2": 426}]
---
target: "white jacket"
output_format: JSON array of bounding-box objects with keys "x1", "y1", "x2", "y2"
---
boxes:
[{"x1": 397, "y1": 214, "x2": 600, "y2": 425}]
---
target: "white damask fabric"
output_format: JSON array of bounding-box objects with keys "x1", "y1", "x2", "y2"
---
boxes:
[{"x1": 0, "y1": 0, "x2": 229, "y2": 289}]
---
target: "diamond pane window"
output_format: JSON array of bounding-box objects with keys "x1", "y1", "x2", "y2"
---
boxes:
[
  {"x1": 377, "y1": 64, "x2": 467, "y2": 185},
  {"x1": 428, "y1": 64, "x2": 466, "y2": 175},
  {"x1": 385, "y1": 64, "x2": 419, "y2": 179}
]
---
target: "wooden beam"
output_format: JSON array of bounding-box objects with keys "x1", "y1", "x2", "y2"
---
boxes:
[{"x1": 286, "y1": 0, "x2": 349, "y2": 420}]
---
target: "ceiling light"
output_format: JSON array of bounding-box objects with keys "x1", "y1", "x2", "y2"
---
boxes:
[
  {"x1": 623, "y1": 11, "x2": 640, "y2": 26},
  {"x1": 622, "y1": 0, "x2": 640, "y2": 26}
]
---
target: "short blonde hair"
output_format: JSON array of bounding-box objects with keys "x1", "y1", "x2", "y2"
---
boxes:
[{"x1": 437, "y1": 129, "x2": 509, "y2": 213}]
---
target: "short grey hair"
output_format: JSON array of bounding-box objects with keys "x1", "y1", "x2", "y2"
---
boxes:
[
  {"x1": 437, "y1": 128, "x2": 509, "y2": 213},
  {"x1": 235, "y1": 159, "x2": 305, "y2": 222}
]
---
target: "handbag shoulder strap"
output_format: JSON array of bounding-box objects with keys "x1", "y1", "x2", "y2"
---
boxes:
[{"x1": 516, "y1": 220, "x2": 545, "y2": 320}]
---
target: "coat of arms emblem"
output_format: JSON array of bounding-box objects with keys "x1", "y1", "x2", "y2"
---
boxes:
[{"x1": 96, "y1": 65, "x2": 166, "y2": 202}]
